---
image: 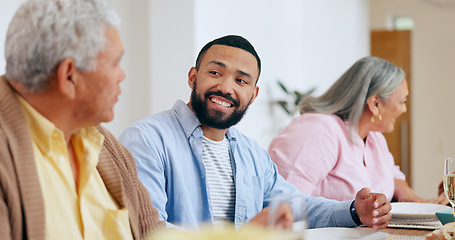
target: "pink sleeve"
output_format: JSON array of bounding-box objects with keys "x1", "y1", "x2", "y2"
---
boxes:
[
  {"x1": 393, "y1": 165, "x2": 406, "y2": 180},
  {"x1": 268, "y1": 114, "x2": 339, "y2": 195}
]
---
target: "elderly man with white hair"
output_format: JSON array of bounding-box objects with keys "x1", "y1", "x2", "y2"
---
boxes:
[{"x1": 0, "y1": 0, "x2": 163, "y2": 239}]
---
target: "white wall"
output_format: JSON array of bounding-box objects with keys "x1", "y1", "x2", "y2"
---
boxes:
[
  {"x1": 0, "y1": 1, "x2": 26, "y2": 73},
  {"x1": 102, "y1": 0, "x2": 154, "y2": 136},
  {"x1": 371, "y1": 0, "x2": 455, "y2": 199},
  {"x1": 104, "y1": 0, "x2": 196, "y2": 136}
]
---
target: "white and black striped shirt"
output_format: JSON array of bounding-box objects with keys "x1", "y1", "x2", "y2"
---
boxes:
[{"x1": 202, "y1": 135, "x2": 236, "y2": 228}]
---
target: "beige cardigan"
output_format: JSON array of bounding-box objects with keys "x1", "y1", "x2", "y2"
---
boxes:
[{"x1": 0, "y1": 76, "x2": 164, "y2": 240}]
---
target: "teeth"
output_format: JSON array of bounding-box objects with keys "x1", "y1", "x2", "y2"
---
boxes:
[{"x1": 211, "y1": 98, "x2": 231, "y2": 107}]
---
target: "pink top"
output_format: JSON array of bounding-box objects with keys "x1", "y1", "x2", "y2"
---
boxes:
[{"x1": 268, "y1": 113, "x2": 405, "y2": 202}]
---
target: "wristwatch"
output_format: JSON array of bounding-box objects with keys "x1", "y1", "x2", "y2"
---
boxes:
[{"x1": 350, "y1": 200, "x2": 362, "y2": 226}]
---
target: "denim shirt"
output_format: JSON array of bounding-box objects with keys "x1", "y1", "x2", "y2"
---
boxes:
[{"x1": 119, "y1": 100, "x2": 356, "y2": 229}]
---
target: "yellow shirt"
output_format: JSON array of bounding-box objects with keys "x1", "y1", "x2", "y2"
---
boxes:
[{"x1": 17, "y1": 95, "x2": 133, "y2": 240}]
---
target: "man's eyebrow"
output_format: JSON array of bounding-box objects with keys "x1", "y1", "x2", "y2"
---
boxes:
[
  {"x1": 207, "y1": 60, "x2": 226, "y2": 68},
  {"x1": 237, "y1": 70, "x2": 252, "y2": 79},
  {"x1": 207, "y1": 60, "x2": 253, "y2": 79}
]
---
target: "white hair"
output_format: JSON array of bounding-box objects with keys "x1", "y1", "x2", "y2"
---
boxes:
[
  {"x1": 299, "y1": 56, "x2": 405, "y2": 142},
  {"x1": 4, "y1": 0, "x2": 121, "y2": 92}
]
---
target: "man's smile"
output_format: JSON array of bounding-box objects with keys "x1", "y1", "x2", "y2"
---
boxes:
[{"x1": 210, "y1": 96, "x2": 233, "y2": 108}]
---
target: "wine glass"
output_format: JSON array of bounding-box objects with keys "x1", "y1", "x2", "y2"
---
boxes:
[
  {"x1": 444, "y1": 157, "x2": 455, "y2": 216},
  {"x1": 268, "y1": 195, "x2": 308, "y2": 236}
]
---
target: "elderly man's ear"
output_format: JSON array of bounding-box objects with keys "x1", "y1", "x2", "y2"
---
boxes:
[{"x1": 56, "y1": 58, "x2": 77, "y2": 99}]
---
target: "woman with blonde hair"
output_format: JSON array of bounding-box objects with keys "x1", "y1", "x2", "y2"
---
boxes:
[{"x1": 269, "y1": 56, "x2": 427, "y2": 202}]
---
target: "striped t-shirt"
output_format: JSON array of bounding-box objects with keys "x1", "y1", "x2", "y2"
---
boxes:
[{"x1": 202, "y1": 135, "x2": 236, "y2": 228}]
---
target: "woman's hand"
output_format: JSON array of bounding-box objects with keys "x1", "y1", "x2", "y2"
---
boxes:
[
  {"x1": 428, "y1": 181, "x2": 449, "y2": 205},
  {"x1": 394, "y1": 179, "x2": 427, "y2": 202},
  {"x1": 428, "y1": 192, "x2": 449, "y2": 205}
]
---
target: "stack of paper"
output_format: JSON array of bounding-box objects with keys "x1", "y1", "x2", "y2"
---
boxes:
[
  {"x1": 389, "y1": 216, "x2": 443, "y2": 230},
  {"x1": 389, "y1": 202, "x2": 451, "y2": 230}
]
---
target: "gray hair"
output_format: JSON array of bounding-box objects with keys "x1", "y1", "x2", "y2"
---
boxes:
[
  {"x1": 299, "y1": 56, "x2": 405, "y2": 142},
  {"x1": 4, "y1": 0, "x2": 121, "y2": 93}
]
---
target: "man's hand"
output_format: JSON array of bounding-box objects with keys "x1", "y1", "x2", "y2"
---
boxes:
[
  {"x1": 355, "y1": 188, "x2": 392, "y2": 230},
  {"x1": 248, "y1": 205, "x2": 294, "y2": 230}
]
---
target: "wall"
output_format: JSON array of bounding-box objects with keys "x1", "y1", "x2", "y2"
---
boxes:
[
  {"x1": 102, "y1": 0, "x2": 154, "y2": 136},
  {"x1": 0, "y1": 1, "x2": 26, "y2": 73},
  {"x1": 104, "y1": 0, "x2": 196, "y2": 136},
  {"x1": 370, "y1": 0, "x2": 455, "y2": 199}
]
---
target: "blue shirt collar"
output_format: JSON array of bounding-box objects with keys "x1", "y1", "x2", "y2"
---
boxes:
[{"x1": 172, "y1": 100, "x2": 236, "y2": 141}]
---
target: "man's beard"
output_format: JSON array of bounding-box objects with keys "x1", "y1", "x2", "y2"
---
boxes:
[{"x1": 190, "y1": 80, "x2": 252, "y2": 129}]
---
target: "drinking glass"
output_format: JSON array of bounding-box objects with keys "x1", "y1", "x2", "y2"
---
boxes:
[
  {"x1": 444, "y1": 157, "x2": 455, "y2": 216},
  {"x1": 268, "y1": 195, "x2": 307, "y2": 237}
]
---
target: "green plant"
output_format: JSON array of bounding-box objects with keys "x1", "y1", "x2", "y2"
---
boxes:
[{"x1": 275, "y1": 80, "x2": 316, "y2": 116}]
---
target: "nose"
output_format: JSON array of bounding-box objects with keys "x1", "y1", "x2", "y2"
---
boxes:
[
  {"x1": 215, "y1": 77, "x2": 235, "y2": 95},
  {"x1": 118, "y1": 67, "x2": 126, "y2": 83}
]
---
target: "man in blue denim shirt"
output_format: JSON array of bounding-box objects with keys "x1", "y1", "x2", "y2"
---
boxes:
[{"x1": 119, "y1": 35, "x2": 392, "y2": 230}]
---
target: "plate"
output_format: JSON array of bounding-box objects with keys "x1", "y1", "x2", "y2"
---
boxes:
[
  {"x1": 305, "y1": 227, "x2": 390, "y2": 240},
  {"x1": 391, "y1": 202, "x2": 451, "y2": 218}
]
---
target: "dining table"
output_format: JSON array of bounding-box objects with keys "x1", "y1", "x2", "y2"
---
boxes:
[
  {"x1": 360, "y1": 226, "x2": 432, "y2": 239},
  {"x1": 373, "y1": 201, "x2": 452, "y2": 239}
]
